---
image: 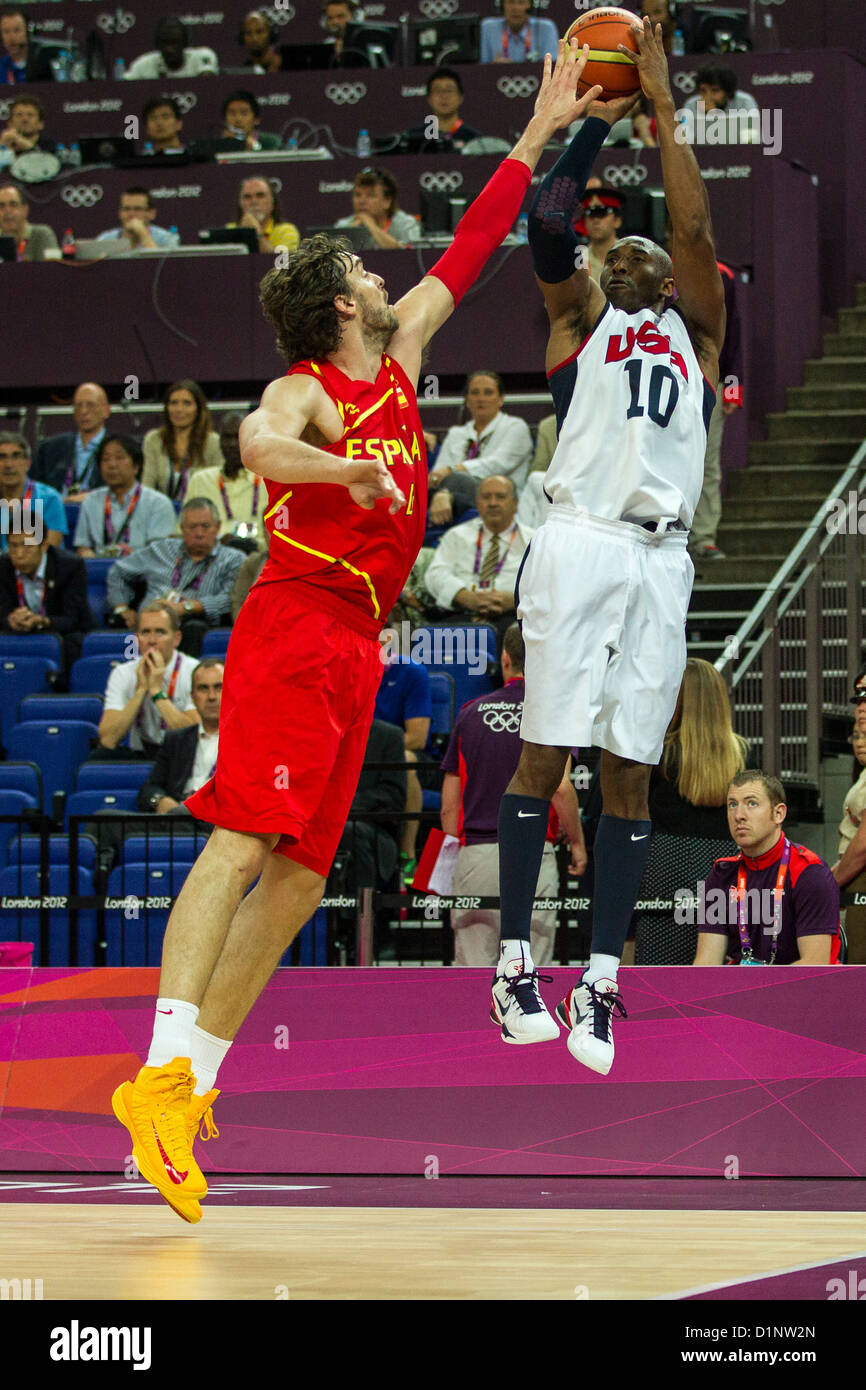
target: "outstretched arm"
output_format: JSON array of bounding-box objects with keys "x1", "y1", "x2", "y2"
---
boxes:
[
  {"x1": 625, "y1": 16, "x2": 725, "y2": 370},
  {"x1": 386, "y1": 39, "x2": 605, "y2": 382}
]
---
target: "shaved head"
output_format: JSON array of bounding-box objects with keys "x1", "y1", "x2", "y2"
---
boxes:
[{"x1": 613, "y1": 236, "x2": 673, "y2": 280}]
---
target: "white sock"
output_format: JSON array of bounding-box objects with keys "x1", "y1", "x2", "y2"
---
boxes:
[
  {"x1": 189, "y1": 1024, "x2": 233, "y2": 1097},
  {"x1": 497, "y1": 939, "x2": 535, "y2": 978},
  {"x1": 145, "y1": 998, "x2": 200, "y2": 1070},
  {"x1": 584, "y1": 953, "x2": 620, "y2": 988}
]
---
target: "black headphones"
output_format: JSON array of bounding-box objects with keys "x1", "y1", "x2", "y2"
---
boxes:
[{"x1": 237, "y1": 11, "x2": 279, "y2": 47}]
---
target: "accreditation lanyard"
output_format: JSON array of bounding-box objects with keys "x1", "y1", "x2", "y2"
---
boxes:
[
  {"x1": 502, "y1": 22, "x2": 531, "y2": 58},
  {"x1": 104, "y1": 484, "x2": 141, "y2": 547},
  {"x1": 171, "y1": 553, "x2": 210, "y2": 594},
  {"x1": 64, "y1": 438, "x2": 99, "y2": 493},
  {"x1": 735, "y1": 837, "x2": 791, "y2": 965},
  {"x1": 16, "y1": 571, "x2": 44, "y2": 614},
  {"x1": 171, "y1": 459, "x2": 190, "y2": 505},
  {"x1": 137, "y1": 652, "x2": 182, "y2": 732},
  {"x1": 473, "y1": 523, "x2": 516, "y2": 587},
  {"x1": 218, "y1": 473, "x2": 260, "y2": 522}
]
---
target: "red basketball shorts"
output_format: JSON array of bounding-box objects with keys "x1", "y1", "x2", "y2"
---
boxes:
[{"x1": 185, "y1": 583, "x2": 385, "y2": 877}]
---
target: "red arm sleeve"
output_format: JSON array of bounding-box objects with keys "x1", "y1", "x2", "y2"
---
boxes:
[{"x1": 427, "y1": 157, "x2": 532, "y2": 306}]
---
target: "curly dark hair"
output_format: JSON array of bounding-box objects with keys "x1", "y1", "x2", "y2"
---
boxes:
[{"x1": 259, "y1": 234, "x2": 354, "y2": 366}]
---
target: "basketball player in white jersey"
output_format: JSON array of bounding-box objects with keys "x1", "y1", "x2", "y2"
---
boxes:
[{"x1": 492, "y1": 16, "x2": 725, "y2": 1072}]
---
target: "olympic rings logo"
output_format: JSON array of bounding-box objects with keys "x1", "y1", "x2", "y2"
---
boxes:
[
  {"x1": 673, "y1": 71, "x2": 697, "y2": 93},
  {"x1": 97, "y1": 10, "x2": 135, "y2": 34},
  {"x1": 265, "y1": 1, "x2": 295, "y2": 21},
  {"x1": 169, "y1": 92, "x2": 198, "y2": 115},
  {"x1": 603, "y1": 164, "x2": 647, "y2": 187},
  {"x1": 62, "y1": 184, "x2": 104, "y2": 208},
  {"x1": 482, "y1": 707, "x2": 522, "y2": 734},
  {"x1": 325, "y1": 83, "x2": 367, "y2": 105},
  {"x1": 419, "y1": 171, "x2": 463, "y2": 192},
  {"x1": 269, "y1": 177, "x2": 283, "y2": 193},
  {"x1": 0, "y1": 100, "x2": 11, "y2": 122},
  {"x1": 418, "y1": 0, "x2": 459, "y2": 17},
  {"x1": 497, "y1": 75, "x2": 539, "y2": 99}
]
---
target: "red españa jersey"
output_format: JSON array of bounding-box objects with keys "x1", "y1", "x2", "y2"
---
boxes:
[{"x1": 257, "y1": 353, "x2": 428, "y2": 638}]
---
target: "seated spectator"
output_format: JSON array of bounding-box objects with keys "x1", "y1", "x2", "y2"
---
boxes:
[
  {"x1": 424, "y1": 475, "x2": 531, "y2": 638},
  {"x1": 124, "y1": 15, "x2": 218, "y2": 80},
  {"x1": 693, "y1": 771, "x2": 840, "y2": 966},
  {"x1": 575, "y1": 185, "x2": 624, "y2": 284},
  {"x1": 239, "y1": 9, "x2": 283, "y2": 73},
  {"x1": 185, "y1": 412, "x2": 267, "y2": 552},
  {"x1": 428, "y1": 371, "x2": 532, "y2": 528},
  {"x1": 33, "y1": 382, "x2": 110, "y2": 499},
  {"x1": 230, "y1": 547, "x2": 267, "y2": 621},
  {"x1": 95, "y1": 600, "x2": 199, "y2": 760},
  {"x1": 106, "y1": 498, "x2": 244, "y2": 654},
  {"x1": 530, "y1": 412, "x2": 557, "y2": 473},
  {"x1": 0, "y1": 432, "x2": 66, "y2": 551},
  {"x1": 830, "y1": 710, "x2": 866, "y2": 963},
  {"x1": 334, "y1": 167, "x2": 420, "y2": 251},
  {"x1": 441, "y1": 622, "x2": 585, "y2": 966},
  {"x1": 142, "y1": 379, "x2": 223, "y2": 504},
  {"x1": 480, "y1": 0, "x2": 558, "y2": 65},
  {"x1": 97, "y1": 187, "x2": 179, "y2": 250},
  {"x1": 324, "y1": 1, "x2": 356, "y2": 65},
  {"x1": 0, "y1": 5, "x2": 54, "y2": 83},
  {"x1": 138, "y1": 659, "x2": 223, "y2": 815},
  {"x1": 227, "y1": 177, "x2": 299, "y2": 254},
  {"x1": 141, "y1": 98, "x2": 185, "y2": 155},
  {"x1": 401, "y1": 69, "x2": 483, "y2": 153},
  {"x1": 516, "y1": 472, "x2": 550, "y2": 531},
  {"x1": 0, "y1": 183, "x2": 58, "y2": 262},
  {"x1": 74, "y1": 435, "x2": 176, "y2": 558},
  {"x1": 376, "y1": 613, "x2": 433, "y2": 883},
  {"x1": 221, "y1": 91, "x2": 282, "y2": 152},
  {"x1": 0, "y1": 530, "x2": 93, "y2": 672},
  {"x1": 682, "y1": 65, "x2": 760, "y2": 125},
  {"x1": 0, "y1": 96, "x2": 56, "y2": 156}
]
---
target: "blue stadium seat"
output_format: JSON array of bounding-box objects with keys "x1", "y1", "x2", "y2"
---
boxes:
[
  {"x1": 69, "y1": 654, "x2": 123, "y2": 694},
  {"x1": 5, "y1": 722, "x2": 99, "y2": 805},
  {"x1": 64, "y1": 787, "x2": 139, "y2": 828},
  {"x1": 76, "y1": 761, "x2": 153, "y2": 792},
  {"x1": 292, "y1": 907, "x2": 328, "y2": 967},
  {"x1": 414, "y1": 625, "x2": 497, "y2": 712},
  {"x1": 105, "y1": 862, "x2": 191, "y2": 965},
  {"x1": 0, "y1": 863, "x2": 96, "y2": 966},
  {"x1": 201, "y1": 629, "x2": 231, "y2": 658},
  {"x1": 428, "y1": 672, "x2": 455, "y2": 734},
  {"x1": 6, "y1": 834, "x2": 96, "y2": 871},
  {"x1": 81, "y1": 632, "x2": 134, "y2": 658},
  {"x1": 123, "y1": 833, "x2": 208, "y2": 866},
  {"x1": 64, "y1": 501, "x2": 80, "y2": 536},
  {"x1": 87, "y1": 588, "x2": 106, "y2": 625},
  {"x1": 0, "y1": 634, "x2": 63, "y2": 663},
  {"x1": 83, "y1": 557, "x2": 115, "y2": 587},
  {"x1": 0, "y1": 789, "x2": 38, "y2": 864},
  {"x1": 421, "y1": 789, "x2": 442, "y2": 812},
  {"x1": 0, "y1": 761, "x2": 42, "y2": 809},
  {"x1": 19, "y1": 694, "x2": 104, "y2": 726},
  {"x1": 0, "y1": 656, "x2": 58, "y2": 727}
]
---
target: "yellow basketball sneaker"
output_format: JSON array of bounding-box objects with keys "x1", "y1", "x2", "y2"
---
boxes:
[
  {"x1": 150, "y1": 1089, "x2": 221, "y2": 1225},
  {"x1": 112, "y1": 1057, "x2": 208, "y2": 1218}
]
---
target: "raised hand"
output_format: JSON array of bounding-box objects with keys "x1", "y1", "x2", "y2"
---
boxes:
[
  {"x1": 586, "y1": 90, "x2": 644, "y2": 127},
  {"x1": 619, "y1": 17, "x2": 673, "y2": 108},
  {"x1": 533, "y1": 38, "x2": 604, "y2": 134}
]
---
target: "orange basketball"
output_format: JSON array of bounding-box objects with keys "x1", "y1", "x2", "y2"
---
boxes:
[{"x1": 564, "y1": 6, "x2": 641, "y2": 101}]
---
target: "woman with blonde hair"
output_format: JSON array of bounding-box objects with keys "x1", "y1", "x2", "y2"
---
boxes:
[{"x1": 141, "y1": 379, "x2": 223, "y2": 506}]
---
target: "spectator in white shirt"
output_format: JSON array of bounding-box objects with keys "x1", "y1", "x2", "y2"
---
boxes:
[
  {"x1": 681, "y1": 66, "x2": 760, "y2": 134},
  {"x1": 95, "y1": 600, "x2": 199, "y2": 760},
  {"x1": 138, "y1": 659, "x2": 224, "y2": 815},
  {"x1": 125, "y1": 15, "x2": 218, "y2": 80},
  {"x1": 424, "y1": 475, "x2": 532, "y2": 639},
  {"x1": 428, "y1": 371, "x2": 533, "y2": 528},
  {"x1": 517, "y1": 472, "x2": 551, "y2": 532}
]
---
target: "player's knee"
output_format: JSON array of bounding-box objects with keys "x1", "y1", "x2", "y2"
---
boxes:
[
  {"x1": 514, "y1": 744, "x2": 568, "y2": 800},
  {"x1": 208, "y1": 828, "x2": 274, "y2": 883}
]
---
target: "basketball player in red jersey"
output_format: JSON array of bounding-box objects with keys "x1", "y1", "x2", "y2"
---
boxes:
[{"x1": 111, "y1": 38, "x2": 614, "y2": 1222}]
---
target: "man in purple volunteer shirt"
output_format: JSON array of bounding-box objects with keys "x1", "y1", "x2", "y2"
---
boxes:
[{"x1": 693, "y1": 770, "x2": 840, "y2": 965}]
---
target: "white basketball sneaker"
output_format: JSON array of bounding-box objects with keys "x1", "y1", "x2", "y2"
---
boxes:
[
  {"x1": 491, "y1": 970, "x2": 560, "y2": 1045},
  {"x1": 556, "y1": 971, "x2": 627, "y2": 1075}
]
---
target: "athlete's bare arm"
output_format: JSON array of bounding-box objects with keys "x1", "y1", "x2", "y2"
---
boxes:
[
  {"x1": 386, "y1": 39, "x2": 608, "y2": 384},
  {"x1": 239, "y1": 373, "x2": 405, "y2": 512},
  {"x1": 626, "y1": 17, "x2": 726, "y2": 383}
]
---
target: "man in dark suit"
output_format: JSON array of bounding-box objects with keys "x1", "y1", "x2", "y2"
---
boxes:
[
  {"x1": 33, "y1": 382, "x2": 111, "y2": 500},
  {"x1": 0, "y1": 532, "x2": 93, "y2": 673},
  {"x1": 0, "y1": 6, "x2": 55, "y2": 83},
  {"x1": 333, "y1": 718, "x2": 407, "y2": 958},
  {"x1": 138, "y1": 659, "x2": 223, "y2": 817}
]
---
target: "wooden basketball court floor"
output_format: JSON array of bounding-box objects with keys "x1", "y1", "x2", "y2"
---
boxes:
[{"x1": 2, "y1": 1177, "x2": 865, "y2": 1299}]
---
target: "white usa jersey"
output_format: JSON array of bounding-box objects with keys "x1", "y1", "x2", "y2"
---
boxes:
[{"x1": 544, "y1": 302, "x2": 717, "y2": 527}]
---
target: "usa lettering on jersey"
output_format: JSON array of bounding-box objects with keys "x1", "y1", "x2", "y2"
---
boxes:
[{"x1": 604, "y1": 319, "x2": 690, "y2": 382}]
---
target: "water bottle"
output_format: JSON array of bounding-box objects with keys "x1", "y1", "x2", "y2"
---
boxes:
[
  {"x1": 69, "y1": 143, "x2": 81, "y2": 168},
  {"x1": 286, "y1": 134, "x2": 298, "y2": 152},
  {"x1": 356, "y1": 128, "x2": 371, "y2": 159},
  {"x1": 168, "y1": 225, "x2": 179, "y2": 246},
  {"x1": 56, "y1": 142, "x2": 68, "y2": 166},
  {"x1": 53, "y1": 49, "x2": 69, "y2": 81},
  {"x1": 114, "y1": 56, "x2": 126, "y2": 81},
  {"x1": 515, "y1": 213, "x2": 528, "y2": 244},
  {"x1": 672, "y1": 27, "x2": 685, "y2": 56},
  {"x1": 61, "y1": 228, "x2": 76, "y2": 261},
  {"x1": 69, "y1": 48, "x2": 86, "y2": 83},
  {"x1": 143, "y1": 141, "x2": 154, "y2": 156}
]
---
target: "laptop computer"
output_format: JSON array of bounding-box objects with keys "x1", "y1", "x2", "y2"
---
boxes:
[
  {"x1": 306, "y1": 224, "x2": 371, "y2": 251},
  {"x1": 74, "y1": 237, "x2": 133, "y2": 260},
  {"x1": 0, "y1": 235, "x2": 17, "y2": 262},
  {"x1": 79, "y1": 135, "x2": 137, "y2": 167},
  {"x1": 199, "y1": 227, "x2": 260, "y2": 254}
]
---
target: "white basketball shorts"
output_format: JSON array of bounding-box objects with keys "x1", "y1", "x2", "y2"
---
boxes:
[{"x1": 517, "y1": 507, "x2": 694, "y2": 765}]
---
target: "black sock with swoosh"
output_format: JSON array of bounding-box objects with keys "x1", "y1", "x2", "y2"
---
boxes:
[
  {"x1": 591, "y1": 814, "x2": 653, "y2": 956},
  {"x1": 498, "y1": 794, "x2": 551, "y2": 945}
]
